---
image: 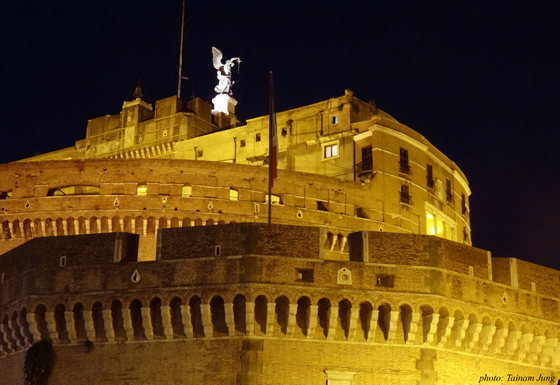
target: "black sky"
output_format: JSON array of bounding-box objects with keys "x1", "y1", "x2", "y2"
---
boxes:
[{"x1": 1, "y1": 1, "x2": 559, "y2": 269}]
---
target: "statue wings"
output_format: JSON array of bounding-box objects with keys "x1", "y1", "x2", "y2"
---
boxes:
[{"x1": 212, "y1": 47, "x2": 223, "y2": 70}]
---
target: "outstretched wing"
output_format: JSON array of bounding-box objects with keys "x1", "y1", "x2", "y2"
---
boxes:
[{"x1": 212, "y1": 47, "x2": 223, "y2": 69}]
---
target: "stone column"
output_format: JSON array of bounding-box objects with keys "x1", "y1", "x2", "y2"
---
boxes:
[
  {"x1": 85, "y1": 219, "x2": 91, "y2": 234},
  {"x1": 8, "y1": 222, "x2": 14, "y2": 238},
  {"x1": 200, "y1": 304, "x2": 213, "y2": 337},
  {"x1": 44, "y1": 312, "x2": 58, "y2": 343},
  {"x1": 121, "y1": 309, "x2": 134, "y2": 341},
  {"x1": 131, "y1": 219, "x2": 136, "y2": 234},
  {"x1": 464, "y1": 323, "x2": 483, "y2": 352},
  {"x1": 347, "y1": 307, "x2": 360, "y2": 342},
  {"x1": 449, "y1": 318, "x2": 469, "y2": 350},
  {"x1": 167, "y1": 219, "x2": 171, "y2": 228},
  {"x1": 160, "y1": 306, "x2": 174, "y2": 339},
  {"x1": 503, "y1": 330, "x2": 521, "y2": 359},
  {"x1": 108, "y1": 219, "x2": 113, "y2": 233},
  {"x1": 437, "y1": 316, "x2": 455, "y2": 347},
  {"x1": 404, "y1": 312, "x2": 420, "y2": 344},
  {"x1": 0, "y1": 324, "x2": 14, "y2": 353},
  {"x1": 307, "y1": 305, "x2": 318, "y2": 339},
  {"x1": 180, "y1": 305, "x2": 193, "y2": 338},
  {"x1": 26, "y1": 313, "x2": 41, "y2": 343},
  {"x1": 142, "y1": 219, "x2": 147, "y2": 235},
  {"x1": 96, "y1": 219, "x2": 101, "y2": 233},
  {"x1": 62, "y1": 220, "x2": 68, "y2": 236},
  {"x1": 478, "y1": 325, "x2": 496, "y2": 353},
  {"x1": 286, "y1": 304, "x2": 298, "y2": 338},
  {"x1": 327, "y1": 306, "x2": 338, "y2": 341},
  {"x1": 73, "y1": 220, "x2": 79, "y2": 235},
  {"x1": 224, "y1": 303, "x2": 235, "y2": 337},
  {"x1": 40, "y1": 220, "x2": 46, "y2": 237},
  {"x1": 385, "y1": 311, "x2": 400, "y2": 343},
  {"x1": 489, "y1": 326, "x2": 508, "y2": 356},
  {"x1": 102, "y1": 310, "x2": 115, "y2": 342},
  {"x1": 119, "y1": 219, "x2": 124, "y2": 232},
  {"x1": 178, "y1": 220, "x2": 183, "y2": 227},
  {"x1": 245, "y1": 302, "x2": 255, "y2": 337},
  {"x1": 30, "y1": 221, "x2": 36, "y2": 237},
  {"x1": 265, "y1": 303, "x2": 275, "y2": 337},
  {"x1": 64, "y1": 311, "x2": 78, "y2": 343},
  {"x1": 82, "y1": 311, "x2": 96, "y2": 342},
  {"x1": 527, "y1": 335, "x2": 546, "y2": 364},
  {"x1": 422, "y1": 313, "x2": 440, "y2": 345},
  {"x1": 140, "y1": 308, "x2": 153, "y2": 340},
  {"x1": 366, "y1": 309, "x2": 379, "y2": 343}
]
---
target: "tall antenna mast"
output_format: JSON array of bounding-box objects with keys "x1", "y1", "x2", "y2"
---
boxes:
[{"x1": 177, "y1": 0, "x2": 187, "y2": 98}]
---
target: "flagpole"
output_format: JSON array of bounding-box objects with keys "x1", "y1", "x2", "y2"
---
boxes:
[
  {"x1": 177, "y1": 0, "x2": 186, "y2": 98},
  {"x1": 268, "y1": 71, "x2": 273, "y2": 224}
]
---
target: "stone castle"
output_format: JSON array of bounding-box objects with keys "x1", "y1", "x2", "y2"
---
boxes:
[{"x1": 0, "y1": 86, "x2": 559, "y2": 384}]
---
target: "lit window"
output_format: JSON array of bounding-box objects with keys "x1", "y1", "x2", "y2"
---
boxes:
[
  {"x1": 425, "y1": 207, "x2": 455, "y2": 241},
  {"x1": 331, "y1": 116, "x2": 338, "y2": 125},
  {"x1": 266, "y1": 194, "x2": 281, "y2": 205},
  {"x1": 137, "y1": 185, "x2": 147, "y2": 196},
  {"x1": 324, "y1": 144, "x2": 338, "y2": 158},
  {"x1": 230, "y1": 189, "x2": 239, "y2": 201},
  {"x1": 182, "y1": 186, "x2": 192, "y2": 197}
]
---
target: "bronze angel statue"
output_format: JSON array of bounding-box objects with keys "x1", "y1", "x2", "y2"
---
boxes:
[{"x1": 212, "y1": 47, "x2": 241, "y2": 95}]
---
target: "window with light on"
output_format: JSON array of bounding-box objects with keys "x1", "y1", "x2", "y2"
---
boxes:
[
  {"x1": 324, "y1": 144, "x2": 338, "y2": 158},
  {"x1": 426, "y1": 212, "x2": 454, "y2": 241}
]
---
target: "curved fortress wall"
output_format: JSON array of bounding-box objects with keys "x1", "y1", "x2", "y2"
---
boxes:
[{"x1": 0, "y1": 223, "x2": 559, "y2": 384}]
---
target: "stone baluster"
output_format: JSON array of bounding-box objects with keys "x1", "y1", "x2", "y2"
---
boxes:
[
  {"x1": 82, "y1": 311, "x2": 96, "y2": 342},
  {"x1": 102, "y1": 310, "x2": 115, "y2": 342},
  {"x1": 119, "y1": 219, "x2": 124, "y2": 232},
  {"x1": 326, "y1": 306, "x2": 338, "y2": 341},
  {"x1": 108, "y1": 219, "x2": 113, "y2": 233},
  {"x1": 17, "y1": 317, "x2": 32, "y2": 348},
  {"x1": 96, "y1": 219, "x2": 101, "y2": 233},
  {"x1": 450, "y1": 319, "x2": 470, "y2": 350},
  {"x1": 159, "y1": 306, "x2": 174, "y2": 339},
  {"x1": 265, "y1": 303, "x2": 275, "y2": 337},
  {"x1": 121, "y1": 309, "x2": 134, "y2": 341},
  {"x1": 366, "y1": 309, "x2": 379, "y2": 343},
  {"x1": 307, "y1": 305, "x2": 318, "y2": 339},
  {"x1": 286, "y1": 304, "x2": 298, "y2": 338},
  {"x1": 140, "y1": 307, "x2": 154, "y2": 340},
  {"x1": 178, "y1": 220, "x2": 183, "y2": 227},
  {"x1": 489, "y1": 327, "x2": 508, "y2": 356},
  {"x1": 422, "y1": 313, "x2": 440, "y2": 345},
  {"x1": 347, "y1": 307, "x2": 360, "y2": 342},
  {"x1": 154, "y1": 220, "x2": 159, "y2": 235},
  {"x1": 437, "y1": 316, "x2": 455, "y2": 348},
  {"x1": 142, "y1": 219, "x2": 147, "y2": 235},
  {"x1": 64, "y1": 311, "x2": 78, "y2": 343},
  {"x1": 44, "y1": 312, "x2": 59, "y2": 343},
  {"x1": 30, "y1": 221, "x2": 36, "y2": 237},
  {"x1": 19, "y1": 222, "x2": 25, "y2": 237},
  {"x1": 464, "y1": 323, "x2": 483, "y2": 352},
  {"x1": 0, "y1": 324, "x2": 14, "y2": 353},
  {"x1": 527, "y1": 335, "x2": 546, "y2": 364},
  {"x1": 503, "y1": 330, "x2": 521, "y2": 359},
  {"x1": 224, "y1": 303, "x2": 235, "y2": 337},
  {"x1": 8, "y1": 222, "x2": 14, "y2": 238},
  {"x1": 73, "y1": 220, "x2": 79, "y2": 235},
  {"x1": 62, "y1": 220, "x2": 68, "y2": 236},
  {"x1": 551, "y1": 340, "x2": 560, "y2": 368},
  {"x1": 180, "y1": 305, "x2": 193, "y2": 338},
  {"x1": 245, "y1": 302, "x2": 255, "y2": 337},
  {"x1": 385, "y1": 311, "x2": 400, "y2": 343},
  {"x1": 404, "y1": 312, "x2": 421, "y2": 344},
  {"x1": 53, "y1": 221, "x2": 59, "y2": 236},
  {"x1": 131, "y1": 219, "x2": 136, "y2": 234},
  {"x1": 540, "y1": 338, "x2": 558, "y2": 367},
  {"x1": 516, "y1": 333, "x2": 534, "y2": 362},
  {"x1": 200, "y1": 303, "x2": 213, "y2": 337},
  {"x1": 85, "y1": 219, "x2": 91, "y2": 234},
  {"x1": 167, "y1": 219, "x2": 171, "y2": 228},
  {"x1": 40, "y1": 221, "x2": 46, "y2": 237},
  {"x1": 478, "y1": 324, "x2": 496, "y2": 354},
  {"x1": 26, "y1": 313, "x2": 41, "y2": 343},
  {"x1": 8, "y1": 319, "x2": 24, "y2": 350}
]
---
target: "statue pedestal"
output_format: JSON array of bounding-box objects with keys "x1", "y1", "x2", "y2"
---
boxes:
[{"x1": 212, "y1": 94, "x2": 237, "y2": 116}]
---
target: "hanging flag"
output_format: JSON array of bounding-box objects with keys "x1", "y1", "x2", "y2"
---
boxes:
[{"x1": 269, "y1": 71, "x2": 278, "y2": 187}]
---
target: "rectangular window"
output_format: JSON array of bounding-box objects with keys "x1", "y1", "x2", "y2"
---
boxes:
[
  {"x1": 399, "y1": 148, "x2": 410, "y2": 174},
  {"x1": 324, "y1": 143, "x2": 338, "y2": 158},
  {"x1": 240, "y1": 139, "x2": 246, "y2": 147},
  {"x1": 255, "y1": 133, "x2": 261, "y2": 142},
  {"x1": 400, "y1": 185, "x2": 410, "y2": 204},
  {"x1": 427, "y1": 164, "x2": 434, "y2": 189},
  {"x1": 331, "y1": 116, "x2": 338, "y2": 125},
  {"x1": 426, "y1": 209, "x2": 455, "y2": 241},
  {"x1": 461, "y1": 193, "x2": 467, "y2": 214},
  {"x1": 361, "y1": 146, "x2": 373, "y2": 172},
  {"x1": 445, "y1": 179, "x2": 453, "y2": 202}
]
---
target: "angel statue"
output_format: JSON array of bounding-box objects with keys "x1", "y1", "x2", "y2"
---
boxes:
[{"x1": 212, "y1": 47, "x2": 241, "y2": 95}]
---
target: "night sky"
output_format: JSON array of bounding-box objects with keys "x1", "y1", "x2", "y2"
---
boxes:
[{"x1": 2, "y1": 1, "x2": 559, "y2": 269}]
